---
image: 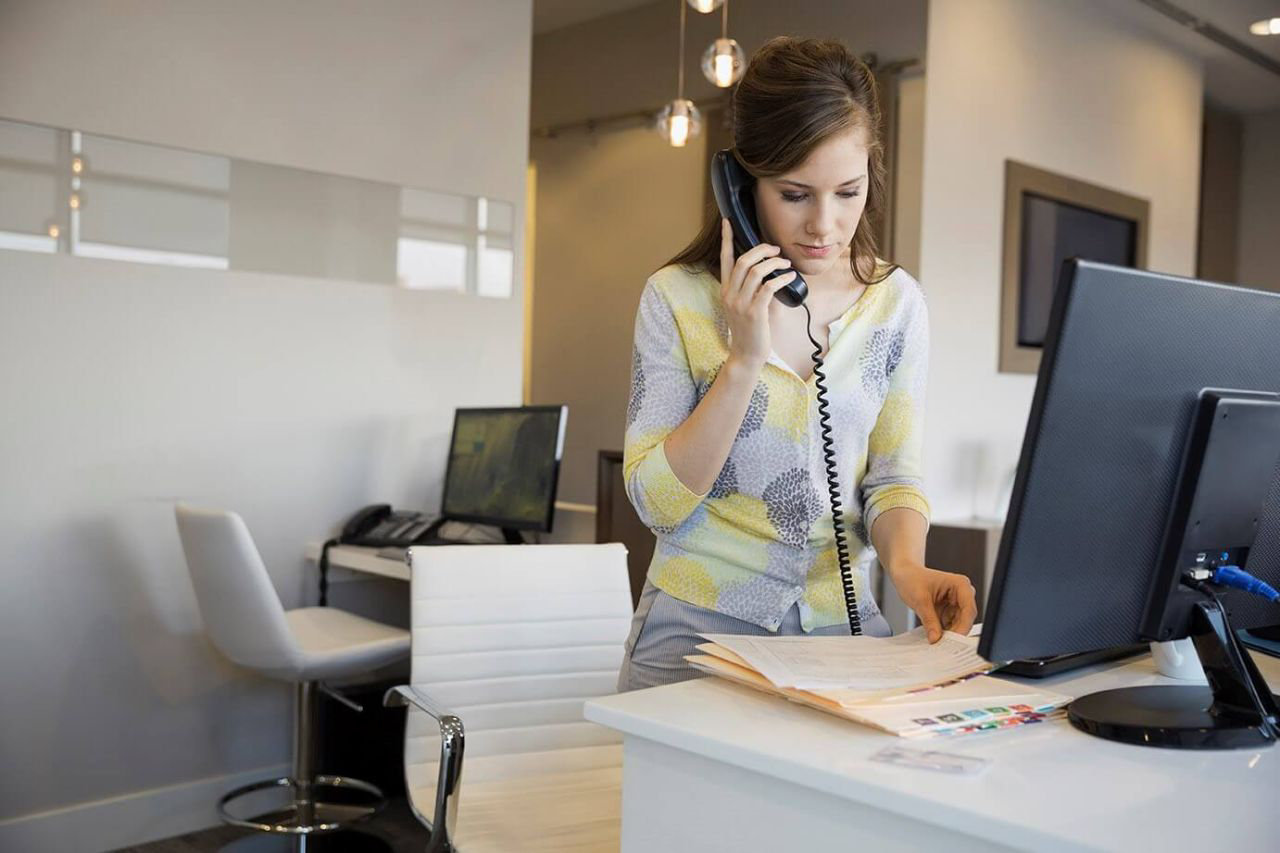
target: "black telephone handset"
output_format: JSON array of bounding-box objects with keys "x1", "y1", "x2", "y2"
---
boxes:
[
  {"x1": 710, "y1": 147, "x2": 862, "y2": 636},
  {"x1": 340, "y1": 504, "x2": 438, "y2": 548},
  {"x1": 341, "y1": 503, "x2": 391, "y2": 542},
  {"x1": 710, "y1": 149, "x2": 808, "y2": 308}
]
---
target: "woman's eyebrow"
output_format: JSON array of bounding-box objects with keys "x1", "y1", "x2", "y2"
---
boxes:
[{"x1": 776, "y1": 175, "x2": 867, "y2": 189}]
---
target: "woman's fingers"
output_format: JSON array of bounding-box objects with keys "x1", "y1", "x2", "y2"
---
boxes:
[
  {"x1": 937, "y1": 578, "x2": 978, "y2": 636},
  {"x1": 718, "y1": 222, "x2": 790, "y2": 368},
  {"x1": 733, "y1": 257, "x2": 792, "y2": 306},
  {"x1": 719, "y1": 218, "x2": 734, "y2": 291},
  {"x1": 956, "y1": 582, "x2": 979, "y2": 635},
  {"x1": 752, "y1": 271, "x2": 798, "y2": 307},
  {"x1": 918, "y1": 600, "x2": 944, "y2": 643},
  {"x1": 730, "y1": 243, "x2": 783, "y2": 296}
]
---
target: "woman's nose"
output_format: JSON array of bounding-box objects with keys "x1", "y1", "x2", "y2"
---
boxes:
[{"x1": 807, "y1": 199, "x2": 837, "y2": 239}]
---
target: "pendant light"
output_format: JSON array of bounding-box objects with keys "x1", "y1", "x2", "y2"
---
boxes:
[
  {"x1": 686, "y1": 0, "x2": 724, "y2": 11},
  {"x1": 657, "y1": 0, "x2": 702, "y2": 147},
  {"x1": 701, "y1": 0, "x2": 744, "y2": 88}
]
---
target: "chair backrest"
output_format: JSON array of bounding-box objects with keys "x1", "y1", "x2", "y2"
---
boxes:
[
  {"x1": 405, "y1": 543, "x2": 632, "y2": 794},
  {"x1": 174, "y1": 503, "x2": 299, "y2": 676}
]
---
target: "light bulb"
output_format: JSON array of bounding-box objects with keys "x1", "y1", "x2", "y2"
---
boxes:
[
  {"x1": 69, "y1": 193, "x2": 81, "y2": 210},
  {"x1": 686, "y1": 0, "x2": 724, "y2": 12},
  {"x1": 656, "y1": 99, "x2": 702, "y2": 148},
  {"x1": 47, "y1": 224, "x2": 60, "y2": 239},
  {"x1": 702, "y1": 38, "x2": 744, "y2": 88},
  {"x1": 71, "y1": 156, "x2": 84, "y2": 175},
  {"x1": 714, "y1": 54, "x2": 733, "y2": 86},
  {"x1": 1250, "y1": 17, "x2": 1280, "y2": 35},
  {"x1": 670, "y1": 114, "x2": 690, "y2": 147}
]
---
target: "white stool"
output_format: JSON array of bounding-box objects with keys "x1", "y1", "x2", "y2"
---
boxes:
[{"x1": 176, "y1": 504, "x2": 410, "y2": 850}]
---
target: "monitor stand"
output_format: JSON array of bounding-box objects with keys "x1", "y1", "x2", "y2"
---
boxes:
[{"x1": 1068, "y1": 595, "x2": 1280, "y2": 749}]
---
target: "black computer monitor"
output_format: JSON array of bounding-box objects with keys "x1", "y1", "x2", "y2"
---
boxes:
[
  {"x1": 979, "y1": 260, "x2": 1280, "y2": 749},
  {"x1": 434, "y1": 405, "x2": 566, "y2": 543}
]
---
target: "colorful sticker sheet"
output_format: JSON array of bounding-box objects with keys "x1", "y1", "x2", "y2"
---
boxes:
[{"x1": 904, "y1": 702, "x2": 1067, "y2": 738}]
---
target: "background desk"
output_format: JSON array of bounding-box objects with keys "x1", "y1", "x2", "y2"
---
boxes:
[
  {"x1": 585, "y1": 654, "x2": 1280, "y2": 852},
  {"x1": 303, "y1": 541, "x2": 410, "y2": 581}
]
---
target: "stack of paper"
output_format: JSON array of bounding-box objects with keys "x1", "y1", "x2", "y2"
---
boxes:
[{"x1": 686, "y1": 628, "x2": 1070, "y2": 738}]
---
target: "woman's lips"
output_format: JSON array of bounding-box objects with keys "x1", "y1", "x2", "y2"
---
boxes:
[{"x1": 797, "y1": 243, "x2": 833, "y2": 258}]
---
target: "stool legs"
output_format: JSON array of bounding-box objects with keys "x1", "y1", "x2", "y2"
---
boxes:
[
  {"x1": 293, "y1": 681, "x2": 317, "y2": 828},
  {"x1": 217, "y1": 680, "x2": 387, "y2": 838}
]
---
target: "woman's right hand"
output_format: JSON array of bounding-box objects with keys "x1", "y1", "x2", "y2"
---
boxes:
[{"x1": 719, "y1": 217, "x2": 797, "y2": 371}]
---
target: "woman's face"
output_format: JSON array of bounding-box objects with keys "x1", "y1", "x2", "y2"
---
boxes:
[{"x1": 754, "y1": 126, "x2": 870, "y2": 282}]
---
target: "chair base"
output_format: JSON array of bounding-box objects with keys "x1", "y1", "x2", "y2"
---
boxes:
[
  {"x1": 219, "y1": 774, "x2": 386, "y2": 835},
  {"x1": 219, "y1": 828, "x2": 392, "y2": 852}
]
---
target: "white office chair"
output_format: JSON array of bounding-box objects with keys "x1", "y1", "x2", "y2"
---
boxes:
[
  {"x1": 385, "y1": 543, "x2": 632, "y2": 853},
  {"x1": 175, "y1": 503, "x2": 410, "y2": 848}
]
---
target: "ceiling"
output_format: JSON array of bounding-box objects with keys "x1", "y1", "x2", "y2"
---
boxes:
[
  {"x1": 1178, "y1": 0, "x2": 1280, "y2": 62},
  {"x1": 532, "y1": 0, "x2": 1280, "y2": 113},
  {"x1": 1119, "y1": 0, "x2": 1280, "y2": 113},
  {"x1": 532, "y1": 0, "x2": 655, "y2": 35}
]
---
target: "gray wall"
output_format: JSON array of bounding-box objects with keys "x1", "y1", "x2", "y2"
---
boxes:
[
  {"x1": 0, "y1": 1, "x2": 531, "y2": 848},
  {"x1": 529, "y1": 127, "x2": 709, "y2": 508},
  {"x1": 1237, "y1": 108, "x2": 1280, "y2": 293},
  {"x1": 1197, "y1": 104, "x2": 1242, "y2": 284}
]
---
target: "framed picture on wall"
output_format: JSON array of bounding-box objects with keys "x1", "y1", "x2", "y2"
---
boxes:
[{"x1": 1000, "y1": 160, "x2": 1149, "y2": 374}]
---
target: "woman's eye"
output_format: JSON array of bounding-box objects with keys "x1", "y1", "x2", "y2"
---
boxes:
[{"x1": 781, "y1": 191, "x2": 861, "y2": 203}]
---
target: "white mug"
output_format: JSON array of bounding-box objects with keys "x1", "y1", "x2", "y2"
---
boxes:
[{"x1": 1150, "y1": 638, "x2": 1207, "y2": 681}]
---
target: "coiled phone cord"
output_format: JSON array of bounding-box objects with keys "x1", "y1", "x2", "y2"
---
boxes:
[{"x1": 800, "y1": 301, "x2": 862, "y2": 636}]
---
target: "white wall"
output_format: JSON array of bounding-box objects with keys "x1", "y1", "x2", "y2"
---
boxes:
[
  {"x1": 0, "y1": 1, "x2": 531, "y2": 849},
  {"x1": 1237, "y1": 109, "x2": 1280, "y2": 294},
  {"x1": 917, "y1": 0, "x2": 1203, "y2": 522}
]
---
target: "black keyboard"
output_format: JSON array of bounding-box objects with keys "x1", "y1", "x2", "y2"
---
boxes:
[{"x1": 997, "y1": 644, "x2": 1148, "y2": 678}]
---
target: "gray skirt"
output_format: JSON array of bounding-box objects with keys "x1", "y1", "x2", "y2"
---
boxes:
[{"x1": 616, "y1": 580, "x2": 892, "y2": 692}]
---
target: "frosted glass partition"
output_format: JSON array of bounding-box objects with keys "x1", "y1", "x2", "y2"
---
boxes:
[
  {"x1": 0, "y1": 117, "x2": 516, "y2": 297},
  {"x1": 0, "y1": 120, "x2": 60, "y2": 253}
]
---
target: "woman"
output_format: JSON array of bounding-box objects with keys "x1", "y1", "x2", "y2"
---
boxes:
[{"x1": 617, "y1": 37, "x2": 976, "y2": 692}]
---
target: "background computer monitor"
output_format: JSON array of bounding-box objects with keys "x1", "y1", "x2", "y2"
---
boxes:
[
  {"x1": 978, "y1": 260, "x2": 1280, "y2": 747},
  {"x1": 439, "y1": 405, "x2": 567, "y2": 537}
]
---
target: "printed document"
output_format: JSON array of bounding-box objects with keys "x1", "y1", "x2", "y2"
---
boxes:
[{"x1": 698, "y1": 626, "x2": 990, "y2": 691}]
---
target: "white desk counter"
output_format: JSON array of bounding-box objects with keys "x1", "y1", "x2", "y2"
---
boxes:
[
  {"x1": 303, "y1": 541, "x2": 409, "y2": 581},
  {"x1": 585, "y1": 654, "x2": 1280, "y2": 852}
]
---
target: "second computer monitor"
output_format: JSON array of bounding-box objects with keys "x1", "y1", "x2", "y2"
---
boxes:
[{"x1": 440, "y1": 405, "x2": 567, "y2": 535}]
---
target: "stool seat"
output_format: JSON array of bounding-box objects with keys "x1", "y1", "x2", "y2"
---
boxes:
[{"x1": 282, "y1": 607, "x2": 410, "y2": 681}]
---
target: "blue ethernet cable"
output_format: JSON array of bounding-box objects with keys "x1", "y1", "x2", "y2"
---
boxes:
[{"x1": 1211, "y1": 565, "x2": 1280, "y2": 603}]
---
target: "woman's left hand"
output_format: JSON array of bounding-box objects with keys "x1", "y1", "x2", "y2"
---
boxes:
[{"x1": 890, "y1": 564, "x2": 978, "y2": 643}]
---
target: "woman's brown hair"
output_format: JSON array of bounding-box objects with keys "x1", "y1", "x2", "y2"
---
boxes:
[{"x1": 667, "y1": 36, "x2": 895, "y2": 286}]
